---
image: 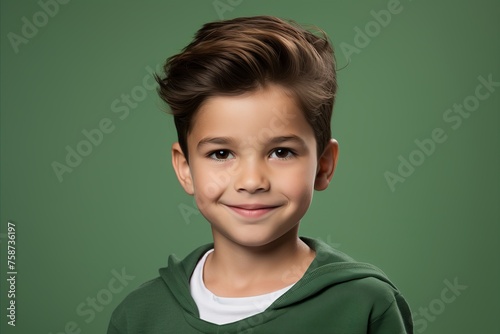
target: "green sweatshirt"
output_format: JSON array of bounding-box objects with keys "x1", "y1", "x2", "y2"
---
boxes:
[{"x1": 108, "y1": 237, "x2": 413, "y2": 333}]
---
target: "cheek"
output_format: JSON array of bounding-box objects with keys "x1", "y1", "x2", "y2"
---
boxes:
[
  {"x1": 274, "y1": 162, "x2": 316, "y2": 201},
  {"x1": 192, "y1": 165, "x2": 230, "y2": 204},
  {"x1": 284, "y1": 179, "x2": 314, "y2": 204}
]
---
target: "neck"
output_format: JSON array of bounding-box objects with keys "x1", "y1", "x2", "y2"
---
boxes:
[{"x1": 203, "y1": 227, "x2": 315, "y2": 297}]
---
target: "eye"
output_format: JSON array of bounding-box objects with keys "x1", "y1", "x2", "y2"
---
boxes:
[
  {"x1": 208, "y1": 150, "x2": 234, "y2": 161},
  {"x1": 270, "y1": 148, "x2": 295, "y2": 160}
]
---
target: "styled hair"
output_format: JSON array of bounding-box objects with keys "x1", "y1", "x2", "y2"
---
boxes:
[{"x1": 155, "y1": 15, "x2": 337, "y2": 160}]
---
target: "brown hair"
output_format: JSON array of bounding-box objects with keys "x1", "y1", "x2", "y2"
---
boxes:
[{"x1": 155, "y1": 15, "x2": 337, "y2": 161}]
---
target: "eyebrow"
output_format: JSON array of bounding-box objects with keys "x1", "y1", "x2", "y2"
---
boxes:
[
  {"x1": 267, "y1": 135, "x2": 307, "y2": 147},
  {"x1": 197, "y1": 135, "x2": 307, "y2": 149},
  {"x1": 197, "y1": 136, "x2": 235, "y2": 149}
]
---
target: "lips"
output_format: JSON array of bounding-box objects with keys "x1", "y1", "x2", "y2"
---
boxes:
[{"x1": 224, "y1": 203, "x2": 281, "y2": 219}]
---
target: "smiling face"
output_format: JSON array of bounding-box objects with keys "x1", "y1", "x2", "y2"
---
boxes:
[{"x1": 172, "y1": 84, "x2": 338, "y2": 249}]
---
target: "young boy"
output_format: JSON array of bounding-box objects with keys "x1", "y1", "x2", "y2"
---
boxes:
[{"x1": 108, "y1": 16, "x2": 413, "y2": 333}]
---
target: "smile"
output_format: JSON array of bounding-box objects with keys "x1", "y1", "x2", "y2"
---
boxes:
[{"x1": 224, "y1": 204, "x2": 281, "y2": 219}]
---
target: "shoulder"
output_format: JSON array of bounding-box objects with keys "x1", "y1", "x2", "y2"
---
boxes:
[
  {"x1": 330, "y1": 274, "x2": 412, "y2": 331},
  {"x1": 123, "y1": 276, "x2": 169, "y2": 303},
  {"x1": 110, "y1": 276, "x2": 169, "y2": 318},
  {"x1": 342, "y1": 276, "x2": 402, "y2": 312},
  {"x1": 110, "y1": 244, "x2": 213, "y2": 315},
  {"x1": 297, "y1": 237, "x2": 413, "y2": 331},
  {"x1": 108, "y1": 244, "x2": 214, "y2": 333},
  {"x1": 318, "y1": 275, "x2": 412, "y2": 331},
  {"x1": 354, "y1": 278, "x2": 413, "y2": 332},
  {"x1": 302, "y1": 237, "x2": 409, "y2": 311},
  {"x1": 108, "y1": 275, "x2": 183, "y2": 333}
]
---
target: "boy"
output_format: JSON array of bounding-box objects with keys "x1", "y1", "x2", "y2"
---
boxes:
[{"x1": 108, "y1": 16, "x2": 413, "y2": 333}]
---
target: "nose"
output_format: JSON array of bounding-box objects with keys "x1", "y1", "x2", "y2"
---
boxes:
[{"x1": 234, "y1": 160, "x2": 270, "y2": 193}]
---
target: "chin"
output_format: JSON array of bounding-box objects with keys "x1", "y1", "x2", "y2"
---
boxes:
[{"x1": 215, "y1": 226, "x2": 296, "y2": 249}]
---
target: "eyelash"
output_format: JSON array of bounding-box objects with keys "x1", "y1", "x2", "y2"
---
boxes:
[
  {"x1": 207, "y1": 148, "x2": 296, "y2": 162},
  {"x1": 207, "y1": 150, "x2": 235, "y2": 162},
  {"x1": 269, "y1": 148, "x2": 295, "y2": 160}
]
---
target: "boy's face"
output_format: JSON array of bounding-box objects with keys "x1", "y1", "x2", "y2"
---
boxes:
[{"x1": 172, "y1": 84, "x2": 338, "y2": 248}]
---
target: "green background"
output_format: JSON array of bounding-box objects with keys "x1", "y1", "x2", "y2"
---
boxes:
[{"x1": 1, "y1": 0, "x2": 499, "y2": 333}]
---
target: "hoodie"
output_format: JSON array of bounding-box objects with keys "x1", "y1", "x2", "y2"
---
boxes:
[{"x1": 108, "y1": 237, "x2": 413, "y2": 333}]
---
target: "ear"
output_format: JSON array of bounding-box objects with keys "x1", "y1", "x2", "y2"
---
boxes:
[
  {"x1": 314, "y1": 139, "x2": 339, "y2": 191},
  {"x1": 171, "y1": 143, "x2": 194, "y2": 195}
]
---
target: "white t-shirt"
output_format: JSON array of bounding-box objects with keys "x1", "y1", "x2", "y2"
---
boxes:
[{"x1": 189, "y1": 249, "x2": 295, "y2": 325}]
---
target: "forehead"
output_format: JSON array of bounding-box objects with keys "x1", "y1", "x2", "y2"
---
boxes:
[{"x1": 188, "y1": 85, "x2": 315, "y2": 145}]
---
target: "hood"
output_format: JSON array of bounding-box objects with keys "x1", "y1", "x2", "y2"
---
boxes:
[{"x1": 158, "y1": 236, "x2": 398, "y2": 317}]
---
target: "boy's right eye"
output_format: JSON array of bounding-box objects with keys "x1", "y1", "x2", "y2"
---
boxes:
[{"x1": 208, "y1": 150, "x2": 234, "y2": 161}]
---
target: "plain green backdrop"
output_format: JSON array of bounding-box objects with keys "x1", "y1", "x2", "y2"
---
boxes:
[{"x1": 1, "y1": 0, "x2": 499, "y2": 333}]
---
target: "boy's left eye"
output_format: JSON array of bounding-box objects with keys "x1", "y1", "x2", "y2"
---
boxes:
[{"x1": 270, "y1": 148, "x2": 294, "y2": 159}]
